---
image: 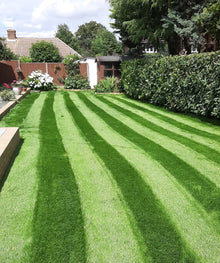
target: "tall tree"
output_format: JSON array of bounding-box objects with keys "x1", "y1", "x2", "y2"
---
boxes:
[
  {"x1": 91, "y1": 29, "x2": 122, "y2": 56},
  {"x1": 55, "y1": 24, "x2": 81, "y2": 54},
  {"x1": 75, "y1": 21, "x2": 106, "y2": 56},
  {"x1": 108, "y1": 0, "x2": 210, "y2": 55},
  {"x1": 197, "y1": 0, "x2": 220, "y2": 51}
]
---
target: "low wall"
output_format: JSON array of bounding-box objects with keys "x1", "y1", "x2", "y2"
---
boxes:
[{"x1": 0, "y1": 61, "x2": 88, "y2": 86}]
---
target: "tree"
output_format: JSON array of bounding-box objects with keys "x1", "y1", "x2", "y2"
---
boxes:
[
  {"x1": 197, "y1": 0, "x2": 220, "y2": 51},
  {"x1": 0, "y1": 38, "x2": 17, "y2": 60},
  {"x1": 55, "y1": 24, "x2": 81, "y2": 54},
  {"x1": 75, "y1": 21, "x2": 106, "y2": 56},
  {"x1": 91, "y1": 30, "x2": 122, "y2": 56},
  {"x1": 30, "y1": 41, "x2": 62, "y2": 62},
  {"x1": 108, "y1": 0, "x2": 209, "y2": 55}
]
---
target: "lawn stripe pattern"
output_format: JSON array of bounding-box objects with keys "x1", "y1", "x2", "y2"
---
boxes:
[
  {"x1": 0, "y1": 91, "x2": 219, "y2": 262},
  {"x1": 113, "y1": 95, "x2": 220, "y2": 139},
  {"x1": 99, "y1": 95, "x2": 220, "y2": 164},
  {"x1": 0, "y1": 93, "x2": 46, "y2": 262},
  {"x1": 95, "y1": 95, "x2": 220, "y2": 187},
  {"x1": 64, "y1": 92, "x2": 195, "y2": 263},
  {"x1": 28, "y1": 92, "x2": 86, "y2": 263},
  {"x1": 54, "y1": 92, "x2": 145, "y2": 262},
  {"x1": 77, "y1": 92, "x2": 220, "y2": 219},
  {"x1": 69, "y1": 91, "x2": 220, "y2": 262}
]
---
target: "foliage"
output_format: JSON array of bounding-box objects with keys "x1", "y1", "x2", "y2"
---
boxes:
[
  {"x1": 64, "y1": 75, "x2": 90, "y2": 90},
  {"x1": 0, "y1": 89, "x2": 15, "y2": 101},
  {"x1": 94, "y1": 77, "x2": 117, "y2": 93},
  {"x1": 75, "y1": 21, "x2": 106, "y2": 56},
  {"x1": 55, "y1": 24, "x2": 82, "y2": 54},
  {"x1": 26, "y1": 70, "x2": 54, "y2": 91},
  {"x1": 91, "y1": 30, "x2": 122, "y2": 56},
  {"x1": 63, "y1": 54, "x2": 80, "y2": 76},
  {"x1": 19, "y1": 56, "x2": 33, "y2": 63},
  {"x1": 0, "y1": 38, "x2": 18, "y2": 60},
  {"x1": 108, "y1": 0, "x2": 216, "y2": 55},
  {"x1": 120, "y1": 52, "x2": 220, "y2": 118},
  {"x1": 30, "y1": 41, "x2": 62, "y2": 62}
]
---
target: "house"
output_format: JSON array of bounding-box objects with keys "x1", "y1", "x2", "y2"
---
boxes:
[{"x1": 5, "y1": 29, "x2": 81, "y2": 58}]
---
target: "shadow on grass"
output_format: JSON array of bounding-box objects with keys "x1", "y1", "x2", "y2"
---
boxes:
[
  {"x1": 0, "y1": 138, "x2": 24, "y2": 192},
  {"x1": 64, "y1": 91, "x2": 195, "y2": 263},
  {"x1": 28, "y1": 92, "x2": 86, "y2": 263}
]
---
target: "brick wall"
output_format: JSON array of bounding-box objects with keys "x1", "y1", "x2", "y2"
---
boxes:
[{"x1": 0, "y1": 61, "x2": 88, "y2": 86}]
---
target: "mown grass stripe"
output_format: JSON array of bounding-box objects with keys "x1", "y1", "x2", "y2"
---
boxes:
[
  {"x1": 113, "y1": 95, "x2": 220, "y2": 141},
  {"x1": 97, "y1": 95, "x2": 220, "y2": 165},
  {"x1": 0, "y1": 93, "x2": 46, "y2": 262},
  {"x1": 78, "y1": 92, "x2": 220, "y2": 219},
  {"x1": 70, "y1": 91, "x2": 220, "y2": 262},
  {"x1": 54, "y1": 92, "x2": 145, "y2": 263},
  {"x1": 0, "y1": 93, "x2": 39, "y2": 130},
  {"x1": 28, "y1": 92, "x2": 86, "y2": 263},
  {"x1": 64, "y1": 91, "x2": 193, "y2": 263}
]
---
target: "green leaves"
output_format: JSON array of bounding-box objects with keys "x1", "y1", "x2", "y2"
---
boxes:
[
  {"x1": 121, "y1": 52, "x2": 220, "y2": 118},
  {"x1": 30, "y1": 41, "x2": 62, "y2": 62}
]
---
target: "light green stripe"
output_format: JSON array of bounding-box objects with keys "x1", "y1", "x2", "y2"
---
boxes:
[
  {"x1": 0, "y1": 93, "x2": 47, "y2": 263},
  {"x1": 87, "y1": 93, "x2": 220, "y2": 187},
  {"x1": 105, "y1": 95, "x2": 220, "y2": 152},
  {"x1": 118, "y1": 95, "x2": 220, "y2": 136},
  {"x1": 70, "y1": 91, "x2": 220, "y2": 262},
  {"x1": 54, "y1": 92, "x2": 145, "y2": 263}
]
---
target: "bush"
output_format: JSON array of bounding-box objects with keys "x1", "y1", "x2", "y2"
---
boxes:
[
  {"x1": 0, "y1": 90, "x2": 15, "y2": 101},
  {"x1": 64, "y1": 75, "x2": 90, "y2": 90},
  {"x1": 26, "y1": 70, "x2": 54, "y2": 91},
  {"x1": 63, "y1": 54, "x2": 80, "y2": 76},
  {"x1": 30, "y1": 41, "x2": 62, "y2": 62},
  {"x1": 20, "y1": 56, "x2": 33, "y2": 63},
  {"x1": 121, "y1": 52, "x2": 220, "y2": 118},
  {"x1": 94, "y1": 77, "x2": 117, "y2": 93}
]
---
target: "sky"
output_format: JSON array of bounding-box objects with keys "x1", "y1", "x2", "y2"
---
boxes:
[{"x1": 0, "y1": 0, "x2": 113, "y2": 38}]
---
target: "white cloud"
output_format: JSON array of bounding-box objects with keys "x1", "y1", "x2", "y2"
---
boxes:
[{"x1": 0, "y1": 0, "x2": 112, "y2": 38}]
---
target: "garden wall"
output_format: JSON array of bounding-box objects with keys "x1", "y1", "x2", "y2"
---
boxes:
[
  {"x1": 0, "y1": 61, "x2": 87, "y2": 86},
  {"x1": 121, "y1": 52, "x2": 220, "y2": 119}
]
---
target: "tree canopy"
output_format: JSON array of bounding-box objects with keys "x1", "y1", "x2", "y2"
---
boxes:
[
  {"x1": 91, "y1": 29, "x2": 122, "y2": 56},
  {"x1": 30, "y1": 41, "x2": 62, "y2": 62},
  {"x1": 108, "y1": 0, "x2": 219, "y2": 55},
  {"x1": 75, "y1": 21, "x2": 106, "y2": 56},
  {"x1": 55, "y1": 24, "x2": 81, "y2": 54}
]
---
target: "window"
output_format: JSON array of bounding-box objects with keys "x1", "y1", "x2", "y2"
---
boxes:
[{"x1": 102, "y1": 62, "x2": 121, "y2": 79}]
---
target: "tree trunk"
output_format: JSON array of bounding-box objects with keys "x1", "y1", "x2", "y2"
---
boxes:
[{"x1": 167, "y1": 34, "x2": 182, "y2": 55}]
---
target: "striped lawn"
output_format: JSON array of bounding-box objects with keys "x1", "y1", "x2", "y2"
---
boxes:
[{"x1": 0, "y1": 91, "x2": 220, "y2": 262}]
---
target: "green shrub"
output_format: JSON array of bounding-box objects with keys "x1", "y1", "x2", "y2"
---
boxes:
[
  {"x1": 19, "y1": 56, "x2": 33, "y2": 63},
  {"x1": 64, "y1": 75, "x2": 90, "y2": 90},
  {"x1": 121, "y1": 52, "x2": 220, "y2": 118},
  {"x1": 94, "y1": 77, "x2": 117, "y2": 93},
  {"x1": 63, "y1": 54, "x2": 80, "y2": 76},
  {"x1": 0, "y1": 90, "x2": 15, "y2": 101}
]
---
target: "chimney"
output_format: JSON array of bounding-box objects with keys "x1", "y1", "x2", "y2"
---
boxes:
[{"x1": 7, "y1": 29, "x2": 16, "y2": 40}]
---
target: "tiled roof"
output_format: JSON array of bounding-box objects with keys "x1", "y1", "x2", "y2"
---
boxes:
[{"x1": 6, "y1": 37, "x2": 81, "y2": 58}]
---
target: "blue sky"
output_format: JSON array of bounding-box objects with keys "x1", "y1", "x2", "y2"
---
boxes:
[{"x1": 0, "y1": 0, "x2": 112, "y2": 38}]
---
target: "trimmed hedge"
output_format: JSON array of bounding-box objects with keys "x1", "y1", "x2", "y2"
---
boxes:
[{"x1": 121, "y1": 52, "x2": 220, "y2": 118}]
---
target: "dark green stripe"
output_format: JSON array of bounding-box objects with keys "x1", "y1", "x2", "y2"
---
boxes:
[
  {"x1": 29, "y1": 92, "x2": 86, "y2": 263},
  {"x1": 78, "y1": 92, "x2": 220, "y2": 220},
  {"x1": 0, "y1": 93, "x2": 39, "y2": 129},
  {"x1": 111, "y1": 95, "x2": 220, "y2": 142},
  {"x1": 96, "y1": 96, "x2": 220, "y2": 165},
  {"x1": 64, "y1": 91, "x2": 194, "y2": 263}
]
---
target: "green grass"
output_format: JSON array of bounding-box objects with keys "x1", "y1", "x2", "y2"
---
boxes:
[{"x1": 0, "y1": 91, "x2": 220, "y2": 262}]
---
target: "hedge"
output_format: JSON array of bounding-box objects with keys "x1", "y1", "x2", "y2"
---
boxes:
[{"x1": 121, "y1": 52, "x2": 220, "y2": 118}]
